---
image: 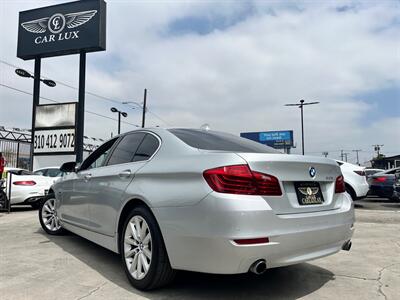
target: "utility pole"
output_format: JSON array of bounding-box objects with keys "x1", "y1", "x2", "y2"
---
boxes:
[
  {"x1": 343, "y1": 152, "x2": 349, "y2": 162},
  {"x1": 372, "y1": 144, "x2": 384, "y2": 157},
  {"x1": 284, "y1": 99, "x2": 319, "y2": 155},
  {"x1": 352, "y1": 149, "x2": 362, "y2": 165},
  {"x1": 341, "y1": 150, "x2": 344, "y2": 161}
]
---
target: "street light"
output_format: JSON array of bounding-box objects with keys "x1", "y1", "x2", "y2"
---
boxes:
[
  {"x1": 122, "y1": 88, "x2": 147, "y2": 128},
  {"x1": 285, "y1": 99, "x2": 319, "y2": 155},
  {"x1": 15, "y1": 68, "x2": 56, "y2": 88},
  {"x1": 110, "y1": 107, "x2": 128, "y2": 135},
  {"x1": 15, "y1": 67, "x2": 57, "y2": 171}
]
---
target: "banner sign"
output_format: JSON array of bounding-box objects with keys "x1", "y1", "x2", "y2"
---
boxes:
[
  {"x1": 17, "y1": 0, "x2": 106, "y2": 60},
  {"x1": 240, "y1": 130, "x2": 294, "y2": 149},
  {"x1": 35, "y1": 102, "x2": 76, "y2": 128},
  {"x1": 34, "y1": 103, "x2": 77, "y2": 155}
]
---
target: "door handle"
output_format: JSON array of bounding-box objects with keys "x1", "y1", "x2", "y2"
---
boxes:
[
  {"x1": 83, "y1": 173, "x2": 92, "y2": 181},
  {"x1": 119, "y1": 170, "x2": 131, "y2": 178}
]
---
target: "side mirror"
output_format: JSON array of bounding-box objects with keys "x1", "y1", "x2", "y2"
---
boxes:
[{"x1": 60, "y1": 161, "x2": 77, "y2": 173}]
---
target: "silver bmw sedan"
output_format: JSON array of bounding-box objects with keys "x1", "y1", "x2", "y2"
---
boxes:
[{"x1": 39, "y1": 128, "x2": 354, "y2": 290}]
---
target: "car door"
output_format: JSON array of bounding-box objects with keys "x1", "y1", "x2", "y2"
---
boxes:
[
  {"x1": 87, "y1": 132, "x2": 161, "y2": 236},
  {"x1": 58, "y1": 138, "x2": 118, "y2": 229}
]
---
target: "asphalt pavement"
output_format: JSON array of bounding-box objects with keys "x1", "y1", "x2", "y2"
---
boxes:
[
  {"x1": 355, "y1": 196, "x2": 400, "y2": 211},
  {"x1": 0, "y1": 198, "x2": 399, "y2": 300}
]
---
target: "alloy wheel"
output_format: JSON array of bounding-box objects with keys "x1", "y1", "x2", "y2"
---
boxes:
[
  {"x1": 41, "y1": 198, "x2": 61, "y2": 232},
  {"x1": 124, "y1": 215, "x2": 152, "y2": 280}
]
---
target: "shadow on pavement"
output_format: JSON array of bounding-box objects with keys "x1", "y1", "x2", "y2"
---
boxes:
[
  {"x1": 382, "y1": 203, "x2": 400, "y2": 209},
  {"x1": 38, "y1": 229, "x2": 334, "y2": 299},
  {"x1": 0, "y1": 205, "x2": 36, "y2": 214}
]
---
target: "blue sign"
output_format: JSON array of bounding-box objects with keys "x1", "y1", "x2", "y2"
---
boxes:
[{"x1": 240, "y1": 130, "x2": 294, "y2": 149}]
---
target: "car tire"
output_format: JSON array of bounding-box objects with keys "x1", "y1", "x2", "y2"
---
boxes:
[
  {"x1": 120, "y1": 206, "x2": 176, "y2": 290},
  {"x1": 38, "y1": 194, "x2": 65, "y2": 235}
]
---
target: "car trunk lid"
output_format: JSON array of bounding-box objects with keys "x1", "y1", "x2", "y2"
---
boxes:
[{"x1": 236, "y1": 153, "x2": 343, "y2": 214}]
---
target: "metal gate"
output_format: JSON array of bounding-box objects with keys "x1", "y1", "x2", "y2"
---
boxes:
[{"x1": 0, "y1": 127, "x2": 31, "y2": 169}]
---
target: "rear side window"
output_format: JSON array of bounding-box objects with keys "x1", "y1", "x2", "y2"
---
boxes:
[
  {"x1": 33, "y1": 169, "x2": 46, "y2": 176},
  {"x1": 168, "y1": 129, "x2": 278, "y2": 153},
  {"x1": 133, "y1": 134, "x2": 160, "y2": 162},
  {"x1": 46, "y1": 168, "x2": 63, "y2": 177},
  {"x1": 107, "y1": 133, "x2": 146, "y2": 166}
]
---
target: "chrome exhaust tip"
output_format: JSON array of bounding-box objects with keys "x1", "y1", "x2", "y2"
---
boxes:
[
  {"x1": 249, "y1": 259, "x2": 267, "y2": 275},
  {"x1": 342, "y1": 240, "x2": 352, "y2": 251}
]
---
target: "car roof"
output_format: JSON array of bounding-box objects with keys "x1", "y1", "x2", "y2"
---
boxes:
[{"x1": 335, "y1": 160, "x2": 364, "y2": 170}]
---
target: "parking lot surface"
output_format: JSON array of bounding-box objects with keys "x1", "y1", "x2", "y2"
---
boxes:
[{"x1": 1, "y1": 200, "x2": 399, "y2": 300}]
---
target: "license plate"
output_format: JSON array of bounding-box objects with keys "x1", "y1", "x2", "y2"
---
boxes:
[{"x1": 294, "y1": 182, "x2": 324, "y2": 205}]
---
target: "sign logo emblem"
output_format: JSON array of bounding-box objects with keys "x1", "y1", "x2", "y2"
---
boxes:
[
  {"x1": 21, "y1": 10, "x2": 97, "y2": 34},
  {"x1": 48, "y1": 13, "x2": 66, "y2": 34},
  {"x1": 299, "y1": 187, "x2": 319, "y2": 197},
  {"x1": 309, "y1": 167, "x2": 316, "y2": 178},
  {"x1": 298, "y1": 186, "x2": 322, "y2": 204}
]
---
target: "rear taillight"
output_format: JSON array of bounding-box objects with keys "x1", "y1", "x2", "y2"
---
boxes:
[
  {"x1": 13, "y1": 180, "x2": 36, "y2": 186},
  {"x1": 203, "y1": 164, "x2": 282, "y2": 196},
  {"x1": 373, "y1": 177, "x2": 387, "y2": 183},
  {"x1": 233, "y1": 237, "x2": 270, "y2": 245},
  {"x1": 335, "y1": 176, "x2": 345, "y2": 193},
  {"x1": 354, "y1": 170, "x2": 366, "y2": 176}
]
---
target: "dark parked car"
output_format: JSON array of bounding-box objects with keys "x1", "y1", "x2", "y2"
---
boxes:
[
  {"x1": 368, "y1": 167, "x2": 400, "y2": 199},
  {"x1": 365, "y1": 168, "x2": 385, "y2": 180}
]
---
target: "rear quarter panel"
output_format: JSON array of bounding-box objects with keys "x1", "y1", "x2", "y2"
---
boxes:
[{"x1": 123, "y1": 152, "x2": 247, "y2": 207}]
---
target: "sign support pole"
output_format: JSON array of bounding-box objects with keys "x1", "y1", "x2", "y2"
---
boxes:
[
  {"x1": 142, "y1": 88, "x2": 147, "y2": 128},
  {"x1": 76, "y1": 52, "x2": 86, "y2": 163},
  {"x1": 30, "y1": 57, "x2": 41, "y2": 171}
]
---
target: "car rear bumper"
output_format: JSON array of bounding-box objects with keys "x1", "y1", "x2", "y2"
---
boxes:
[
  {"x1": 153, "y1": 192, "x2": 355, "y2": 274},
  {"x1": 10, "y1": 190, "x2": 46, "y2": 205},
  {"x1": 369, "y1": 185, "x2": 393, "y2": 198}
]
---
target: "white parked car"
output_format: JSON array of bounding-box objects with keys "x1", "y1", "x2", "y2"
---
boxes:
[
  {"x1": 4, "y1": 167, "x2": 55, "y2": 208},
  {"x1": 336, "y1": 161, "x2": 369, "y2": 200},
  {"x1": 33, "y1": 167, "x2": 64, "y2": 178}
]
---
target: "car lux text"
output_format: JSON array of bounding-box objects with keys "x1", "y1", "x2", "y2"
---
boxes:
[{"x1": 34, "y1": 30, "x2": 79, "y2": 44}]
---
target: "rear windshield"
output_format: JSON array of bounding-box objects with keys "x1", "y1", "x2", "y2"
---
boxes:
[{"x1": 169, "y1": 129, "x2": 278, "y2": 153}]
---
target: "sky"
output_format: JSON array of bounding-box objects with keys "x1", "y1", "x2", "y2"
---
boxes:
[{"x1": 0, "y1": 0, "x2": 399, "y2": 165}]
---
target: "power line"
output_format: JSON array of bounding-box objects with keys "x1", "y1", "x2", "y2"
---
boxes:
[
  {"x1": 0, "y1": 83, "x2": 139, "y2": 127},
  {"x1": 0, "y1": 59, "x2": 170, "y2": 125}
]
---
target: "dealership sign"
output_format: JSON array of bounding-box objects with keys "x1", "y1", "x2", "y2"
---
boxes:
[
  {"x1": 240, "y1": 130, "x2": 294, "y2": 149},
  {"x1": 17, "y1": 0, "x2": 106, "y2": 60},
  {"x1": 34, "y1": 103, "x2": 77, "y2": 155}
]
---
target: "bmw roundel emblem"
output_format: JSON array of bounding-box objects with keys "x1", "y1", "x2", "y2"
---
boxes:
[{"x1": 309, "y1": 167, "x2": 316, "y2": 178}]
